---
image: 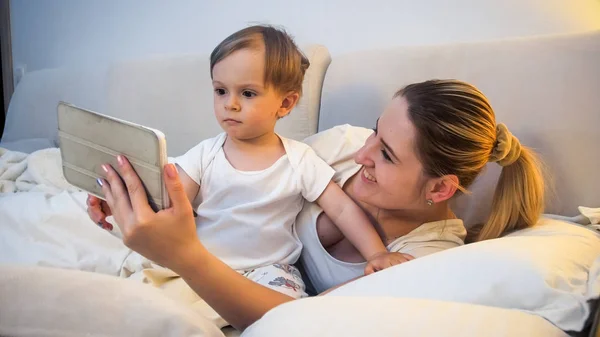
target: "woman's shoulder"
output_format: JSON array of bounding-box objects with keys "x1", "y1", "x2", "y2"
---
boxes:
[
  {"x1": 304, "y1": 124, "x2": 372, "y2": 146},
  {"x1": 303, "y1": 124, "x2": 373, "y2": 165},
  {"x1": 388, "y1": 219, "x2": 467, "y2": 258}
]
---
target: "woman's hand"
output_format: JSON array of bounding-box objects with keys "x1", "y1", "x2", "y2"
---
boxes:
[
  {"x1": 87, "y1": 194, "x2": 113, "y2": 231},
  {"x1": 364, "y1": 252, "x2": 414, "y2": 275},
  {"x1": 95, "y1": 155, "x2": 297, "y2": 331},
  {"x1": 98, "y1": 155, "x2": 200, "y2": 269}
]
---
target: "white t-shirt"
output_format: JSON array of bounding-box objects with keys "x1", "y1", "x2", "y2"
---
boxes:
[
  {"x1": 174, "y1": 133, "x2": 335, "y2": 271},
  {"x1": 297, "y1": 124, "x2": 467, "y2": 293}
]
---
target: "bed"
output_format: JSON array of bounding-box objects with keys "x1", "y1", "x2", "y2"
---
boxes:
[{"x1": 1, "y1": 30, "x2": 599, "y2": 336}]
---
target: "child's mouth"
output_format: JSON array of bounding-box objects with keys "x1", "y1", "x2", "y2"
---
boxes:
[{"x1": 223, "y1": 118, "x2": 242, "y2": 124}]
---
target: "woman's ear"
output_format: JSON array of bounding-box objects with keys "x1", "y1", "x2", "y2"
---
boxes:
[
  {"x1": 277, "y1": 91, "x2": 300, "y2": 119},
  {"x1": 426, "y1": 175, "x2": 459, "y2": 204}
]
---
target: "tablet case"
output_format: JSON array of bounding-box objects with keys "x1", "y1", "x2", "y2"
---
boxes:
[{"x1": 57, "y1": 102, "x2": 169, "y2": 211}]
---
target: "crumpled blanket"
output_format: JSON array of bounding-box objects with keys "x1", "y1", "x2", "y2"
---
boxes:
[
  {"x1": 544, "y1": 206, "x2": 600, "y2": 231},
  {"x1": 0, "y1": 147, "x2": 81, "y2": 195},
  {"x1": 0, "y1": 147, "x2": 226, "y2": 328}
]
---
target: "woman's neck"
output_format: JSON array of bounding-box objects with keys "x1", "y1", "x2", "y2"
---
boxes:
[
  {"x1": 344, "y1": 173, "x2": 456, "y2": 244},
  {"x1": 372, "y1": 204, "x2": 456, "y2": 243}
]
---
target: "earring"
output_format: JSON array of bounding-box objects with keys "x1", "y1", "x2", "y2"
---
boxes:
[{"x1": 426, "y1": 199, "x2": 434, "y2": 206}]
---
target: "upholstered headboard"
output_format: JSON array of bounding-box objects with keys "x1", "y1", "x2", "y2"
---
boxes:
[
  {"x1": 1, "y1": 45, "x2": 331, "y2": 156},
  {"x1": 318, "y1": 30, "x2": 600, "y2": 222},
  {"x1": 3, "y1": 32, "x2": 599, "y2": 220},
  {"x1": 105, "y1": 45, "x2": 330, "y2": 156}
]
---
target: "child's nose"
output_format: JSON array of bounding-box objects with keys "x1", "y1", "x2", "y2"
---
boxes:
[{"x1": 225, "y1": 96, "x2": 240, "y2": 111}]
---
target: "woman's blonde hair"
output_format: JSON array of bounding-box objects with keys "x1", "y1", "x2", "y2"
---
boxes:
[{"x1": 396, "y1": 80, "x2": 545, "y2": 242}]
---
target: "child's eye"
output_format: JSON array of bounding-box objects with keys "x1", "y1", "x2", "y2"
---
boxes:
[
  {"x1": 381, "y1": 149, "x2": 392, "y2": 162},
  {"x1": 214, "y1": 88, "x2": 226, "y2": 96},
  {"x1": 372, "y1": 126, "x2": 378, "y2": 134},
  {"x1": 242, "y1": 90, "x2": 256, "y2": 98}
]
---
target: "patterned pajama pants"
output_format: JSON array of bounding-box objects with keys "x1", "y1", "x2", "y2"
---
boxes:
[{"x1": 136, "y1": 263, "x2": 306, "y2": 329}]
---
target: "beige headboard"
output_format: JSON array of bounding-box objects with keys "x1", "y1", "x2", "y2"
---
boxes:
[
  {"x1": 318, "y1": 31, "x2": 600, "y2": 222},
  {"x1": 2, "y1": 45, "x2": 331, "y2": 157},
  {"x1": 104, "y1": 45, "x2": 330, "y2": 156}
]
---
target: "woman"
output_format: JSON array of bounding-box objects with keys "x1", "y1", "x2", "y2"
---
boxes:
[{"x1": 88, "y1": 79, "x2": 545, "y2": 330}]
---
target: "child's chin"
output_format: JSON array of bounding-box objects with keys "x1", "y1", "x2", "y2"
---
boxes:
[{"x1": 224, "y1": 128, "x2": 250, "y2": 140}]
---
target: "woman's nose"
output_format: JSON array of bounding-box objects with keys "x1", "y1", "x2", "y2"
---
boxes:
[{"x1": 354, "y1": 137, "x2": 376, "y2": 167}]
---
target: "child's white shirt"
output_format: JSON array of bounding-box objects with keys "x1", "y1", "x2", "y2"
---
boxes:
[{"x1": 174, "y1": 133, "x2": 335, "y2": 271}]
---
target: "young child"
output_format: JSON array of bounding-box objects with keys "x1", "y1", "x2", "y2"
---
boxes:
[{"x1": 172, "y1": 25, "x2": 403, "y2": 299}]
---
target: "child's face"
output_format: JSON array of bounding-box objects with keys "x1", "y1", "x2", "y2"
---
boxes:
[{"x1": 211, "y1": 46, "x2": 295, "y2": 141}]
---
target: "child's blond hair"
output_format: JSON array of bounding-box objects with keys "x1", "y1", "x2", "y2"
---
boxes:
[{"x1": 210, "y1": 25, "x2": 310, "y2": 95}]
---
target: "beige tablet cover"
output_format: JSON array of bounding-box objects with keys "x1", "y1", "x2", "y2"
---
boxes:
[{"x1": 57, "y1": 102, "x2": 169, "y2": 211}]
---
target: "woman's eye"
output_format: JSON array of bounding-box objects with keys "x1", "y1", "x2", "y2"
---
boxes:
[
  {"x1": 242, "y1": 90, "x2": 256, "y2": 98},
  {"x1": 215, "y1": 88, "x2": 226, "y2": 96},
  {"x1": 381, "y1": 149, "x2": 392, "y2": 162},
  {"x1": 372, "y1": 126, "x2": 378, "y2": 134}
]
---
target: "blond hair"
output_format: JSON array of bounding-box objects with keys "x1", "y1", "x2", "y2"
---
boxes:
[
  {"x1": 210, "y1": 25, "x2": 310, "y2": 95},
  {"x1": 396, "y1": 80, "x2": 545, "y2": 242}
]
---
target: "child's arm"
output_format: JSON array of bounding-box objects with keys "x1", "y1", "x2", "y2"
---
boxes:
[
  {"x1": 315, "y1": 181, "x2": 387, "y2": 261},
  {"x1": 315, "y1": 181, "x2": 414, "y2": 274},
  {"x1": 175, "y1": 164, "x2": 200, "y2": 205}
]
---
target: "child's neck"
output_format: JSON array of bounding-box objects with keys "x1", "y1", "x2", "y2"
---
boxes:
[
  {"x1": 223, "y1": 131, "x2": 285, "y2": 171},
  {"x1": 225, "y1": 131, "x2": 281, "y2": 152}
]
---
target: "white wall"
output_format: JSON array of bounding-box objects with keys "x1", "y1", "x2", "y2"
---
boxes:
[{"x1": 10, "y1": 0, "x2": 600, "y2": 77}]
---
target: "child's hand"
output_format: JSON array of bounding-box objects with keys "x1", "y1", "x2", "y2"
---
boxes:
[
  {"x1": 364, "y1": 252, "x2": 415, "y2": 275},
  {"x1": 87, "y1": 194, "x2": 113, "y2": 231}
]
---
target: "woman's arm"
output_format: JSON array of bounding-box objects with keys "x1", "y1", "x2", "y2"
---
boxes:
[
  {"x1": 99, "y1": 155, "x2": 293, "y2": 331},
  {"x1": 176, "y1": 245, "x2": 295, "y2": 330}
]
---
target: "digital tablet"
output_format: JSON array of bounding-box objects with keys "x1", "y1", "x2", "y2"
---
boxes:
[{"x1": 57, "y1": 102, "x2": 170, "y2": 211}]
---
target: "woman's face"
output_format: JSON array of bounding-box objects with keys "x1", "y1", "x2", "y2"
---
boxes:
[{"x1": 353, "y1": 96, "x2": 427, "y2": 211}]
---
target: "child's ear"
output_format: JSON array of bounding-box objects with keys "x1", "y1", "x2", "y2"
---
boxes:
[{"x1": 277, "y1": 91, "x2": 300, "y2": 119}]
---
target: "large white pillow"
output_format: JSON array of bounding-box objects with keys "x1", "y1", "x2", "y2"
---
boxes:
[
  {"x1": 327, "y1": 218, "x2": 600, "y2": 332},
  {"x1": 243, "y1": 297, "x2": 569, "y2": 337},
  {"x1": 0, "y1": 265, "x2": 225, "y2": 337}
]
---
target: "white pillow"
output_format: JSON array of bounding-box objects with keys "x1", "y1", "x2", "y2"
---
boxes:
[
  {"x1": 327, "y1": 218, "x2": 600, "y2": 332},
  {"x1": 0, "y1": 265, "x2": 225, "y2": 337},
  {"x1": 243, "y1": 297, "x2": 569, "y2": 337}
]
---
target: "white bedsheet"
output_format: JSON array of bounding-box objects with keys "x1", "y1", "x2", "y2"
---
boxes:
[{"x1": 0, "y1": 147, "x2": 152, "y2": 276}]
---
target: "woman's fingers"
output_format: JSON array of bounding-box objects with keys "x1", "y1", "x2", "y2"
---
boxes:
[
  {"x1": 163, "y1": 163, "x2": 193, "y2": 215},
  {"x1": 98, "y1": 165, "x2": 133, "y2": 234},
  {"x1": 90, "y1": 158, "x2": 201, "y2": 267},
  {"x1": 115, "y1": 156, "x2": 154, "y2": 215}
]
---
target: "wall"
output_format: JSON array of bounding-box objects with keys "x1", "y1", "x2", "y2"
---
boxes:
[{"x1": 10, "y1": 0, "x2": 600, "y2": 80}]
